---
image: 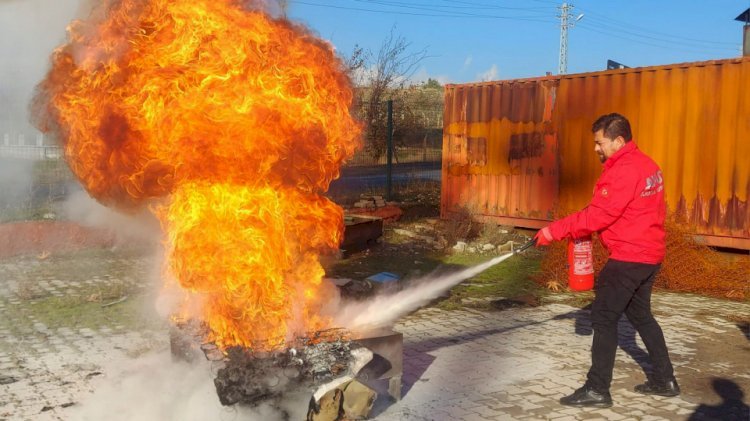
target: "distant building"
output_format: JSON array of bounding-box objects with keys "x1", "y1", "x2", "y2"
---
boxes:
[
  {"x1": 735, "y1": 8, "x2": 750, "y2": 56},
  {"x1": 606, "y1": 60, "x2": 629, "y2": 70}
]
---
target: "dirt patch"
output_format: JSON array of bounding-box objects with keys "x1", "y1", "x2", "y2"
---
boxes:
[
  {"x1": 346, "y1": 205, "x2": 403, "y2": 222},
  {"x1": 399, "y1": 202, "x2": 440, "y2": 219},
  {"x1": 677, "y1": 333, "x2": 750, "y2": 408},
  {"x1": 488, "y1": 294, "x2": 541, "y2": 311}
]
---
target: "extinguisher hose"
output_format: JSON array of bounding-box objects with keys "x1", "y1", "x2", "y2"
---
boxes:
[{"x1": 514, "y1": 237, "x2": 537, "y2": 254}]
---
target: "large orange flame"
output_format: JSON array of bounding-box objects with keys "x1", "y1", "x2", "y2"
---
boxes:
[{"x1": 34, "y1": 0, "x2": 361, "y2": 350}]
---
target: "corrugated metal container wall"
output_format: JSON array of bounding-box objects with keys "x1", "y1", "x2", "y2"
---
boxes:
[
  {"x1": 441, "y1": 79, "x2": 559, "y2": 227},
  {"x1": 442, "y1": 58, "x2": 750, "y2": 248}
]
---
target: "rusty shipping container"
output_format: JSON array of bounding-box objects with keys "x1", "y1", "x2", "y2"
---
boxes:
[{"x1": 442, "y1": 57, "x2": 750, "y2": 249}]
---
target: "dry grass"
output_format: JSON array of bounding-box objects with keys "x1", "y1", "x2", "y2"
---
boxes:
[{"x1": 656, "y1": 217, "x2": 750, "y2": 299}]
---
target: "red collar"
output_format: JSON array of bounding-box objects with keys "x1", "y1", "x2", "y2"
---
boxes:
[{"x1": 603, "y1": 140, "x2": 637, "y2": 169}]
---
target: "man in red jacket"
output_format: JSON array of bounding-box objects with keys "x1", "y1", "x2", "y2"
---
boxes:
[{"x1": 535, "y1": 113, "x2": 679, "y2": 408}]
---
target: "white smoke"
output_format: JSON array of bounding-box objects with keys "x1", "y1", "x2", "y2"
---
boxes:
[
  {"x1": 239, "y1": 0, "x2": 288, "y2": 17},
  {"x1": 67, "y1": 351, "x2": 310, "y2": 421},
  {"x1": 0, "y1": 159, "x2": 34, "y2": 216},
  {"x1": 0, "y1": 0, "x2": 84, "y2": 216},
  {"x1": 332, "y1": 253, "x2": 516, "y2": 332},
  {"x1": 57, "y1": 190, "x2": 162, "y2": 245},
  {"x1": 0, "y1": 0, "x2": 84, "y2": 135}
]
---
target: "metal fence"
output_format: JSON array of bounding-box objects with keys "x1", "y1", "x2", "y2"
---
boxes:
[
  {"x1": 0, "y1": 145, "x2": 62, "y2": 160},
  {"x1": 327, "y1": 98, "x2": 443, "y2": 206}
]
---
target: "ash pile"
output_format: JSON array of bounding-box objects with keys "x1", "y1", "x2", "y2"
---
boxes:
[{"x1": 171, "y1": 320, "x2": 402, "y2": 420}]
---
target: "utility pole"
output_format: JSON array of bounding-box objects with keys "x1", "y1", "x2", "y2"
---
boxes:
[{"x1": 558, "y1": 3, "x2": 583, "y2": 75}]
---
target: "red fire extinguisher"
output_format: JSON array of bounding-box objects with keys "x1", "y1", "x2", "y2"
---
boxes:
[{"x1": 568, "y1": 236, "x2": 594, "y2": 291}]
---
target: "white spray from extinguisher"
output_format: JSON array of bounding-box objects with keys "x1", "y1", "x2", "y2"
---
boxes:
[{"x1": 336, "y1": 239, "x2": 537, "y2": 331}]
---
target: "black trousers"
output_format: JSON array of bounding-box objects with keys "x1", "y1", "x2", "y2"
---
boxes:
[{"x1": 586, "y1": 259, "x2": 675, "y2": 392}]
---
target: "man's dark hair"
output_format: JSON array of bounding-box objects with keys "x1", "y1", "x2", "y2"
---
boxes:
[{"x1": 591, "y1": 113, "x2": 632, "y2": 142}]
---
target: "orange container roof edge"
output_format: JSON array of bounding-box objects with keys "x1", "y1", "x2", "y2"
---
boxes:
[{"x1": 445, "y1": 56, "x2": 750, "y2": 89}]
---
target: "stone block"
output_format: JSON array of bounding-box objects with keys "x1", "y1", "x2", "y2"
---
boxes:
[
  {"x1": 342, "y1": 380, "x2": 377, "y2": 419},
  {"x1": 307, "y1": 388, "x2": 343, "y2": 421}
]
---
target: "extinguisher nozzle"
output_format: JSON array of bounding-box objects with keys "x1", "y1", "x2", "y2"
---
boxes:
[{"x1": 515, "y1": 238, "x2": 536, "y2": 254}]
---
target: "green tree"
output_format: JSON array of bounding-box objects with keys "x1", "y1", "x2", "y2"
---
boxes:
[{"x1": 423, "y1": 78, "x2": 442, "y2": 89}]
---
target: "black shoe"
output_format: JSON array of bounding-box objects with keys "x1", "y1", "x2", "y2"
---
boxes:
[
  {"x1": 634, "y1": 378, "x2": 680, "y2": 397},
  {"x1": 560, "y1": 385, "x2": 613, "y2": 408}
]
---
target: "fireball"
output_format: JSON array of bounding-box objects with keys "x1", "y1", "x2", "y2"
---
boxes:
[{"x1": 34, "y1": 0, "x2": 361, "y2": 349}]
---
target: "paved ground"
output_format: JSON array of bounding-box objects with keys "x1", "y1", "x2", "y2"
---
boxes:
[
  {"x1": 375, "y1": 296, "x2": 750, "y2": 421},
  {"x1": 0, "y1": 248, "x2": 748, "y2": 420}
]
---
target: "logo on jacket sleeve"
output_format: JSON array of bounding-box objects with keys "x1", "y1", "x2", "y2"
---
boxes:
[
  {"x1": 600, "y1": 188, "x2": 608, "y2": 197},
  {"x1": 641, "y1": 170, "x2": 664, "y2": 197}
]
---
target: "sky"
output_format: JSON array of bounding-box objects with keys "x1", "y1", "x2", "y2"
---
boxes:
[
  {"x1": 1, "y1": 0, "x2": 748, "y2": 135},
  {"x1": 287, "y1": 0, "x2": 750, "y2": 83}
]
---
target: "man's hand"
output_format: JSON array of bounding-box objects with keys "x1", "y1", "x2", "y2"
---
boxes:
[{"x1": 534, "y1": 226, "x2": 554, "y2": 247}]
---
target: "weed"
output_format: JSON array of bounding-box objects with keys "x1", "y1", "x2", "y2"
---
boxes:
[
  {"x1": 441, "y1": 207, "x2": 479, "y2": 247},
  {"x1": 475, "y1": 221, "x2": 517, "y2": 246}
]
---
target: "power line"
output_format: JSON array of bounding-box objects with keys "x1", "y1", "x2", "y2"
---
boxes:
[
  {"x1": 576, "y1": 24, "x2": 739, "y2": 55},
  {"x1": 352, "y1": 0, "x2": 552, "y2": 18},
  {"x1": 576, "y1": 7, "x2": 738, "y2": 47},
  {"x1": 291, "y1": 0, "x2": 557, "y2": 21},
  {"x1": 581, "y1": 19, "x2": 740, "y2": 52},
  {"x1": 527, "y1": 0, "x2": 561, "y2": 4},
  {"x1": 436, "y1": 0, "x2": 555, "y2": 11},
  {"x1": 360, "y1": 0, "x2": 556, "y2": 11}
]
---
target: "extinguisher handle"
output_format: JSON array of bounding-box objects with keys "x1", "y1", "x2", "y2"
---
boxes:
[{"x1": 514, "y1": 238, "x2": 537, "y2": 254}]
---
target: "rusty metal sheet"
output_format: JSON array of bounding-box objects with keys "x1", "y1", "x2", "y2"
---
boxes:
[
  {"x1": 442, "y1": 79, "x2": 559, "y2": 224},
  {"x1": 442, "y1": 57, "x2": 750, "y2": 248}
]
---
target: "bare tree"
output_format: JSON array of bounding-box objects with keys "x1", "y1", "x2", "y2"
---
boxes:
[
  {"x1": 350, "y1": 28, "x2": 429, "y2": 160},
  {"x1": 345, "y1": 44, "x2": 366, "y2": 77},
  {"x1": 369, "y1": 28, "x2": 428, "y2": 96}
]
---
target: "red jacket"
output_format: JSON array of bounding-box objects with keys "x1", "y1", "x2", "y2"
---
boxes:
[{"x1": 547, "y1": 141, "x2": 666, "y2": 264}]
